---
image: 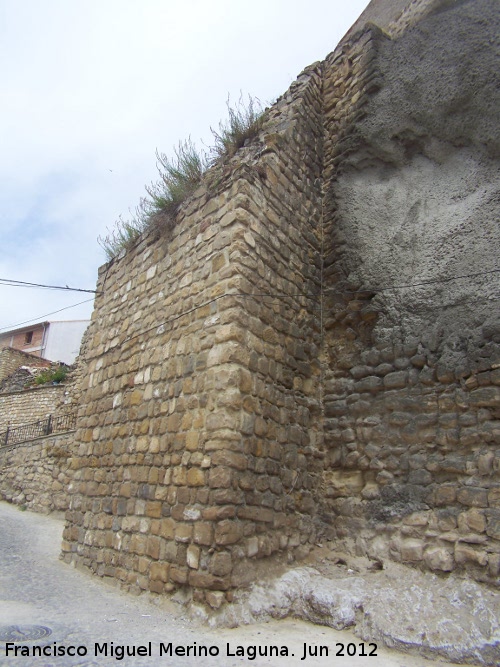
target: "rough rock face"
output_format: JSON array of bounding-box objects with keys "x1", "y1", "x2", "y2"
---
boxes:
[{"x1": 214, "y1": 563, "x2": 500, "y2": 666}]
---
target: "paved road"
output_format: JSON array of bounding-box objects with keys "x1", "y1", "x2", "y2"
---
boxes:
[{"x1": 0, "y1": 502, "x2": 465, "y2": 667}]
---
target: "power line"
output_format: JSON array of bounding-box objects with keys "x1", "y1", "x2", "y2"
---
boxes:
[
  {"x1": 0, "y1": 278, "x2": 99, "y2": 294},
  {"x1": 323, "y1": 268, "x2": 500, "y2": 294},
  {"x1": 1, "y1": 267, "x2": 498, "y2": 338},
  {"x1": 0, "y1": 298, "x2": 95, "y2": 333},
  {"x1": 0, "y1": 268, "x2": 497, "y2": 297},
  {"x1": 104, "y1": 290, "x2": 500, "y2": 355}
]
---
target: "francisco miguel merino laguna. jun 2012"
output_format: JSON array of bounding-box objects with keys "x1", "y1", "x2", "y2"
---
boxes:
[{"x1": 4, "y1": 640, "x2": 379, "y2": 660}]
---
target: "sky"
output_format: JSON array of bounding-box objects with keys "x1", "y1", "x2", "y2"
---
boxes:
[{"x1": 0, "y1": 0, "x2": 369, "y2": 333}]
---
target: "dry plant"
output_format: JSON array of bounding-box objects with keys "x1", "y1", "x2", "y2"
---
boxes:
[{"x1": 99, "y1": 96, "x2": 265, "y2": 260}]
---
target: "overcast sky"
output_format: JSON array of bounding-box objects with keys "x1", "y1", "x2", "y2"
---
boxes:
[{"x1": 0, "y1": 0, "x2": 368, "y2": 333}]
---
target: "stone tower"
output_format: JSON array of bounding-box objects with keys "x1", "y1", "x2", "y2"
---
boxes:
[{"x1": 62, "y1": 0, "x2": 500, "y2": 602}]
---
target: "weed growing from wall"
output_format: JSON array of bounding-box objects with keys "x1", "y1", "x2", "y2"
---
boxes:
[
  {"x1": 210, "y1": 95, "x2": 264, "y2": 162},
  {"x1": 98, "y1": 96, "x2": 265, "y2": 261}
]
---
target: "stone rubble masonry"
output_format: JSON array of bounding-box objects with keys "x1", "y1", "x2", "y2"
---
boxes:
[
  {"x1": 61, "y1": 63, "x2": 325, "y2": 602},
  {"x1": 320, "y1": 0, "x2": 500, "y2": 585},
  {"x1": 0, "y1": 385, "x2": 73, "y2": 433},
  {"x1": 59, "y1": 0, "x2": 499, "y2": 602},
  {"x1": 0, "y1": 347, "x2": 50, "y2": 384},
  {"x1": 0, "y1": 432, "x2": 74, "y2": 513}
]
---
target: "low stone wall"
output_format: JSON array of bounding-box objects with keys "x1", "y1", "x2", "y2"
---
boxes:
[
  {"x1": 0, "y1": 431, "x2": 75, "y2": 513},
  {"x1": 0, "y1": 347, "x2": 50, "y2": 383},
  {"x1": 0, "y1": 384, "x2": 72, "y2": 432}
]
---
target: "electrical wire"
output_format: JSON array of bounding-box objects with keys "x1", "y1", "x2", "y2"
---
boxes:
[
  {"x1": 0, "y1": 298, "x2": 95, "y2": 333},
  {"x1": 0, "y1": 267, "x2": 498, "y2": 298},
  {"x1": 1, "y1": 267, "x2": 498, "y2": 338},
  {"x1": 323, "y1": 268, "x2": 500, "y2": 294},
  {"x1": 0, "y1": 278, "x2": 99, "y2": 294},
  {"x1": 103, "y1": 290, "x2": 500, "y2": 354}
]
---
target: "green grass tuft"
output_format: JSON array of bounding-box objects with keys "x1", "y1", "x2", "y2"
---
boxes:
[
  {"x1": 99, "y1": 95, "x2": 265, "y2": 260},
  {"x1": 210, "y1": 94, "x2": 264, "y2": 163}
]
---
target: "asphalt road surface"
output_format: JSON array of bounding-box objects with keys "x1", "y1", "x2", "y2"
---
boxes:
[{"x1": 0, "y1": 502, "x2": 466, "y2": 667}]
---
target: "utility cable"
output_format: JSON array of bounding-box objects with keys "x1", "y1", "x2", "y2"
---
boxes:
[
  {"x1": 1, "y1": 267, "x2": 498, "y2": 339},
  {"x1": 0, "y1": 298, "x2": 95, "y2": 333},
  {"x1": 98, "y1": 290, "x2": 500, "y2": 356},
  {"x1": 0, "y1": 278, "x2": 100, "y2": 294},
  {"x1": 322, "y1": 268, "x2": 500, "y2": 295},
  {"x1": 0, "y1": 267, "x2": 498, "y2": 298}
]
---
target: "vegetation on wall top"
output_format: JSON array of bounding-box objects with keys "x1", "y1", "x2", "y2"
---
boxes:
[{"x1": 98, "y1": 95, "x2": 265, "y2": 261}]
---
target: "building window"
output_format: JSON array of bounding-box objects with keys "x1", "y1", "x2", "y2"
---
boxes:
[{"x1": 24, "y1": 331, "x2": 33, "y2": 345}]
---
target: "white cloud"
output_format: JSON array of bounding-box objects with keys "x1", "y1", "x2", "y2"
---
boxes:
[{"x1": 0, "y1": 0, "x2": 368, "y2": 331}]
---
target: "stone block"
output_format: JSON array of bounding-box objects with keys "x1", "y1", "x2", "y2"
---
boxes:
[
  {"x1": 185, "y1": 432, "x2": 199, "y2": 451},
  {"x1": 215, "y1": 519, "x2": 243, "y2": 545},
  {"x1": 150, "y1": 562, "x2": 170, "y2": 582},
  {"x1": 486, "y1": 509, "x2": 500, "y2": 540},
  {"x1": 325, "y1": 470, "x2": 364, "y2": 497},
  {"x1": 187, "y1": 468, "x2": 205, "y2": 486},
  {"x1": 469, "y1": 387, "x2": 500, "y2": 407},
  {"x1": 145, "y1": 501, "x2": 162, "y2": 518},
  {"x1": 458, "y1": 509, "x2": 486, "y2": 534},
  {"x1": 206, "y1": 410, "x2": 240, "y2": 431},
  {"x1": 209, "y1": 551, "x2": 232, "y2": 576},
  {"x1": 209, "y1": 466, "x2": 232, "y2": 488},
  {"x1": 488, "y1": 554, "x2": 500, "y2": 577},
  {"x1": 170, "y1": 566, "x2": 188, "y2": 584},
  {"x1": 403, "y1": 512, "x2": 429, "y2": 527},
  {"x1": 146, "y1": 536, "x2": 160, "y2": 560},
  {"x1": 211, "y1": 450, "x2": 247, "y2": 470},
  {"x1": 202, "y1": 505, "x2": 235, "y2": 520},
  {"x1": 174, "y1": 524, "x2": 192, "y2": 543},
  {"x1": 400, "y1": 539, "x2": 424, "y2": 562},
  {"x1": 205, "y1": 591, "x2": 226, "y2": 609},
  {"x1": 454, "y1": 544, "x2": 488, "y2": 567},
  {"x1": 408, "y1": 470, "x2": 432, "y2": 485},
  {"x1": 159, "y1": 519, "x2": 175, "y2": 539},
  {"x1": 383, "y1": 371, "x2": 408, "y2": 389},
  {"x1": 424, "y1": 547, "x2": 454, "y2": 572},
  {"x1": 149, "y1": 580, "x2": 165, "y2": 594},
  {"x1": 188, "y1": 571, "x2": 230, "y2": 590},
  {"x1": 488, "y1": 486, "x2": 500, "y2": 507},
  {"x1": 361, "y1": 482, "x2": 379, "y2": 499},
  {"x1": 211, "y1": 488, "x2": 244, "y2": 505},
  {"x1": 457, "y1": 487, "x2": 488, "y2": 508},
  {"x1": 247, "y1": 536, "x2": 259, "y2": 557},
  {"x1": 237, "y1": 506, "x2": 274, "y2": 522},
  {"x1": 187, "y1": 544, "x2": 200, "y2": 569},
  {"x1": 193, "y1": 522, "x2": 213, "y2": 546},
  {"x1": 354, "y1": 376, "x2": 382, "y2": 393}
]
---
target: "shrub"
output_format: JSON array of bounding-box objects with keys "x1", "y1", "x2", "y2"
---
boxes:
[
  {"x1": 210, "y1": 95, "x2": 264, "y2": 163},
  {"x1": 99, "y1": 95, "x2": 265, "y2": 260},
  {"x1": 147, "y1": 139, "x2": 208, "y2": 216},
  {"x1": 34, "y1": 366, "x2": 69, "y2": 385},
  {"x1": 98, "y1": 216, "x2": 145, "y2": 261}
]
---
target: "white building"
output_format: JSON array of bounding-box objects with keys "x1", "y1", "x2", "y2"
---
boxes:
[{"x1": 0, "y1": 320, "x2": 89, "y2": 364}]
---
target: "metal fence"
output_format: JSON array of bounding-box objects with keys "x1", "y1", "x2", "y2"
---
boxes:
[{"x1": 0, "y1": 413, "x2": 76, "y2": 448}]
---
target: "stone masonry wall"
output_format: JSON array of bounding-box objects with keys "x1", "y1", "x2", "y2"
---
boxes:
[
  {"x1": 61, "y1": 0, "x2": 499, "y2": 598},
  {"x1": 0, "y1": 384, "x2": 72, "y2": 433},
  {"x1": 61, "y1": 65, "x2": 326, "y2": 604},
  {"x1": 320, "y1": 0, "x2": 500, "y2": 584},
  {"x1": 0, "y1": 347, "x2": 50, "y2": 383},
  {"x1": 0, "y1": 431, "x2": 75, "y2": 513}
]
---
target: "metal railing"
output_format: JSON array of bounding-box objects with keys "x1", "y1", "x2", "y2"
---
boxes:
[{"x1": 0, "y1": 413, "x2": 76, "y2": 448}]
